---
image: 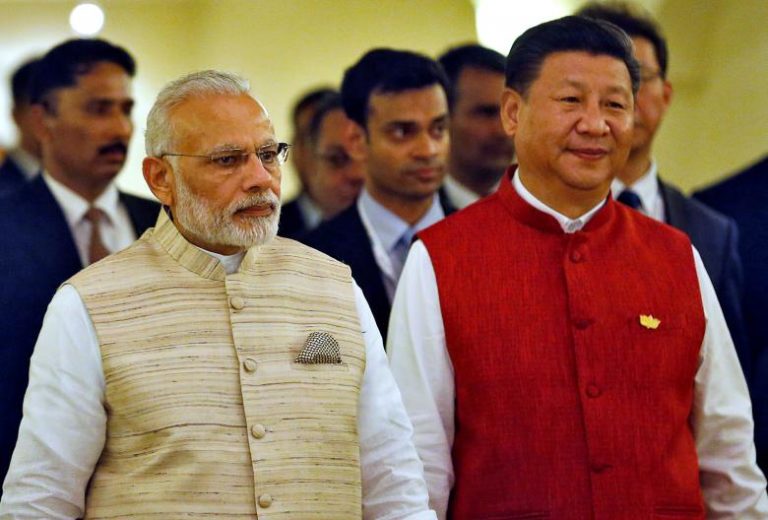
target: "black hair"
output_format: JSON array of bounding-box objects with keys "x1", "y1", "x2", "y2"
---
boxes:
[
  {"x1": 30, "y1": 38, "x2": 135, "y2": 110},
  {"x1": 341, "y1": 48, "x2": 451, "y2": 129},
  {"x1": 577, "y1": 1, "x2": 668, "y2": 78},
  {"x1": 291, "y1": 86, "x2": 337, "y2": 130},
  {"x1": 307, "y1": 92, "x2": 344, "y2": 147},
  {"x1": 10, "y1": 57, "x2": 40, "y2": 107},
  {"x1": 505, "y1": 15, "x2": 640, "y2": 98},
  {"x1": 438, "y1": 43, "x2": 505, "y2": 108}
]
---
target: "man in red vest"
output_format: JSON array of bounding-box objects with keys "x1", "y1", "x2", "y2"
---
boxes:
[{"x1": 387, "y1": 15, "x2": 767, "y2": 520}]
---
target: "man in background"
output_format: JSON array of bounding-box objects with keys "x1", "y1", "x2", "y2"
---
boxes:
[
  {"x1": 695, "y1": 154, "x2": 768, "y2": 473},
  {"x1": 279, "y1": 87, "x2": 338, "y2": 238},
  {"x1": 577, "y1": 0, "x2": 750, "y2": 383},
  {"x1": 0, "y1": 38, "x2": 158, "y2": 487},
  {"x1": 304, "y1": 92, "x2": 365, "y2": 222},
  {"x1": 438, "y1": 44, "x2": 514, "y2": 209},
  {"x1": 0, "y1": 58, "x2": 42, "y2": 194},
  {"x1": 304, "y1": 48, "x2": 453, "y2": 343}
]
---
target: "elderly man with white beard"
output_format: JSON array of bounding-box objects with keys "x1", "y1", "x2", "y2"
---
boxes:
[{"x1": 0, "y1": 70, "x2": 435, "y2": 520}]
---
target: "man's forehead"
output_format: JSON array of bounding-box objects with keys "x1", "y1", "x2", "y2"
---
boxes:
[{"x1": 368, "y1": 85, "x2": 448, "y2": 120}]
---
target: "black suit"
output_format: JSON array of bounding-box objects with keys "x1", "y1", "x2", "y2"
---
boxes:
[
  {"x1": 0, "y1": 175, "x2": 159, "y2": 485},
  {"x1": 0, "y1": 156, "x2": 31, "y2": 195},
  {"x1": 302, "y1": 190, "x2": 455, "y2": 344},
  {"x1": 694, "y1": 156, "x2": 768, "y2": 473},
  {"x1": 658, "y1": 180, "x2": 749, "y2": 377}
]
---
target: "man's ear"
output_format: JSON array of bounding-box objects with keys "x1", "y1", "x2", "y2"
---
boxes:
[
  {"x1": 28, "y1": 104, "x2": 51, "y2": 146},
  {"x1": 143, "y1": 156, "x2": 174, "y2": 207},
  {"x1": 500, "y1": 88, "x2": 523, "y2": 138},
  {"x1": 345, "y1": 121, "x2": 368, "y2": 162}
]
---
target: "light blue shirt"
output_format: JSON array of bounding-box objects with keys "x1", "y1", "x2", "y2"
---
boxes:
[{"x1": 358, "y1": 188, "x2": 445, "y2": 302}]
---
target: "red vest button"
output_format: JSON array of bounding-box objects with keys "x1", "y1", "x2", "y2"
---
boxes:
[
  {"x1": 586, "y1": 383, "x2": 602, "y2": 398},
  {"x1": 574, "y1": 318, "x2": 592, "y2": 330},
  {"x1": 570, "y1": 249, "x2": 584, "y2": 263}
]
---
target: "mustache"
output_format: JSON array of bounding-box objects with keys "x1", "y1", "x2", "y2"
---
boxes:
[
  {"x1": 98, "y1": 141, "x2": 128, "y2": 156},
  {"x1": 232, "y1": 191, "x2": 280, "y2": 212}
]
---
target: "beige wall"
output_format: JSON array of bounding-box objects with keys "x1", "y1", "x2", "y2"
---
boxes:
[
  {"x1": 652, "y1": 0, "x2": 768, "y2": 191},
  {"x1": 0, "y1": 0, "x2": 477, "y2": 199}
]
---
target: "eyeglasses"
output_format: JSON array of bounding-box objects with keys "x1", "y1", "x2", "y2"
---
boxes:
[{"x1": 161, "y1": 142, "x2": 290, "y2": 171}]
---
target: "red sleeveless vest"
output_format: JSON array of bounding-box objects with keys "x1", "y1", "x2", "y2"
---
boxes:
[{"x1": 419, "y1": 172, "x2": 706, "y2": 520}]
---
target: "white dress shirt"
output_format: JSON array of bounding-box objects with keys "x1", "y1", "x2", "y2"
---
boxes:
[
  {"x1": 611, "y1": 160, "x2": 665, "y2": 221},
  {"x1": 387, "y1": 173, "x2": 768, "y2": 519},
  {"x1": 43, "y1": 172, "x2": 137, "y2": 267},
  {"x1": 358, "y1": 189, "x2": 445, "y2": 302},
  {"x1": 1, "y1": 248, "x2": 436, "y2": 520}
]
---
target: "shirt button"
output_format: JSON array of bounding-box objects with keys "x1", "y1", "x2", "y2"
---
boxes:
[
  {"x1": 251, "y1": 423, "x2": 267, "y2": 439},
  {"x1": 590, "y1": 462, "x2": 611, "y2": 474},
  {"x1": 243, "y1": 358, "x2": 257, "y2": 373},
  {"x1": 230, "y1": 296, "x2": 245, "y2": 310},
  {"x1": 586, "y1": 383, "x2": 602, "y2": 398},
  {"x1": 258, "y1": 494, "x2": 273, "y2": 508},
  {"x1": 570, "y1": 249, "x2": 584, "y2": 263}
]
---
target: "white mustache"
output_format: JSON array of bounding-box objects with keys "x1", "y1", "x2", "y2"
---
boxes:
[{"x1": 232, "y1": 191, "x2": 280, "y2": 213}]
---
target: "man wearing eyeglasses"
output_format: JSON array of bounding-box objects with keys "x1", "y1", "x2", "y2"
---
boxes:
[
  {"x1": 0, "y1": 70, "x2": 435, "y2": 519},
  {"x1": 577, "y1": 3, "x2": 750, "y2": 382},
  {"x1": 305, "y1": 92, "x2": 366, "y2": 224}
]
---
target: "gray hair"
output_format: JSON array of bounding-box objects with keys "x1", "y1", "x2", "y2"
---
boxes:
[{"x1": 145, "y1": 70, "x2": 251, "y2": 157}]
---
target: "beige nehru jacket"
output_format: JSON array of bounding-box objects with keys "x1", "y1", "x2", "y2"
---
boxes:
[{"x1": 68, "y1": 210, "x2": 365, "y2": 519}]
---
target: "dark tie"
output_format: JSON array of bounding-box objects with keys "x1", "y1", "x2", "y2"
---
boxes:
[
  {"x1": 84, "y1": 206, "x2": 110, "y2": 264},
  {"x1": 617, "y1": 189, "x2": 643, "y2": 211}
]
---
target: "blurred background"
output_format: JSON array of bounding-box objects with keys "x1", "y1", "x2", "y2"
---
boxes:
[{"x1": 1, "y1": 0, "x2": 766, "y2": 200}]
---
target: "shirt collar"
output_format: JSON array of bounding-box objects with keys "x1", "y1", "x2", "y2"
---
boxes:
[
  {"x1": 295, "y1": 192, "x2": 323, "y2": 229},
  {"x1": 43, "y1": 171, "x2": 121, "y2": 228},
  {"x1": 512, "y1": 169, "x2": 606, "y2": 234},
  {"x1": 358, "y1": 188, "x2": 445, "y2": 251},
  {"x1": 8, "y1": 148, "x2": 40, "y2": 180},
  {"x1": 611, "y1": 160, "x2": 659, "y2": 210}
]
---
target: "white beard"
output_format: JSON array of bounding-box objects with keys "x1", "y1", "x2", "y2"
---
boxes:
[{"x1": 173, "y1": 173, "x2": 281, "y2": 250}]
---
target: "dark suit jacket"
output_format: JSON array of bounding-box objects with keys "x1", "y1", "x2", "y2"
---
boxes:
[
  {"x1": 302, "y1": 190, "x2": 456, "y2": 345},
  {"x1": 693, "y1": 156, "x2": 768, "y2": 473},
  {"x1": 0, "y1": 156, "x2": 30, "y2": 196},
  {"x1": 659, "y1": 180, "x2": 749, "y2": 376},
  {"x1": 278, "y1": 197, "x2": 310, "y2": 240},
  {"x1": 0, "y1": 176, "x2": 159, "y2": 485}
]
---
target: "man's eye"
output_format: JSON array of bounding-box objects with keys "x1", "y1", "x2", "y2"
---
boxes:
[
  {"x1": 211, "y1": 153, "x2": 246, "y2": 167},
  {"x1": 258, "y1": 150, "x2": 279, "y2": 164},
  {"x1": 560, "y1": 96, "x2": 580, "y2": 104}
]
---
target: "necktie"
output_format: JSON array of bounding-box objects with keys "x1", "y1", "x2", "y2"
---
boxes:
[
  {"x1": 84, "y1": 206, "x2": 110, "y2": 264},
  {"x1": 617, "y1": 189, "x2": 644, "y2": 211},
  {"x1": 391, "y1": 229, "x2": 415, "y2": 282}
]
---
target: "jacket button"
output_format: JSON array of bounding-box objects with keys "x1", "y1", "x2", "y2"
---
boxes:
[
  {"x1": 243, "y1": 358, "x2": 257, "y2": 373},
  {"x1": 570, "y1": 249, "x2": 584, "y2": 263},
  {"x1": 586, "y1": 383, "x2": 602, "y2": 398},
  {"x1": 258, "y1": 493, "x2": 272, "y2": 507},
  {"x1": 251, "y1": 423, "x2": 267, "y2": 439},
  {"x1": 574, "y1": 318, "x2": 592, "y2": 330},
  {"x1": 230, "y1": 296, "x2": 245, "y2": 310}
]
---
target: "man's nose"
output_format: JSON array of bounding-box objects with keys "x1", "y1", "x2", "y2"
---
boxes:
[
  {"x1": 412, "y1": 132, "x2": 440, "y2": 159},
  {"x1": 110, "y1": 113, "x2": 133, "y2": 140},
  {"x1": 576, "y1": 102, "x2": 610, "y2": 136},
  {"x1": 243, "y1": 153, "x2": 275, "y2": 190}
]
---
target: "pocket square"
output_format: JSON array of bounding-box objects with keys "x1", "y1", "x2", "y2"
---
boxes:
[{"x1": 295, "y1": 332, "x2": 342, "y2": 364}]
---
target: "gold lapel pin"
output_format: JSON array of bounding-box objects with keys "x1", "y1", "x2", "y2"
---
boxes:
[{"x1": 639, "y1": 314, "x2": 661, "y2": 330}]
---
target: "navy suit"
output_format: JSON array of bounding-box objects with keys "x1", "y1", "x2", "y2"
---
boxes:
[
  {"x1": 0, "y1": 176, "x2": 159, "y2": 485},
  {"x1": 658, "y1": 180, "x2": 749, "y2": 376},
  {"x1": 278, "y1": 197, "x2": 311, "y2": 240},
  {"x1": 694, "y1": 156, "x2": 768, "y2": 473},
  {"x1": 303, "y1": 190, "x2": 456, "y2": 344},
  {"x1": 0, "y1": 156, "x2": 30, "y2": 196}
]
